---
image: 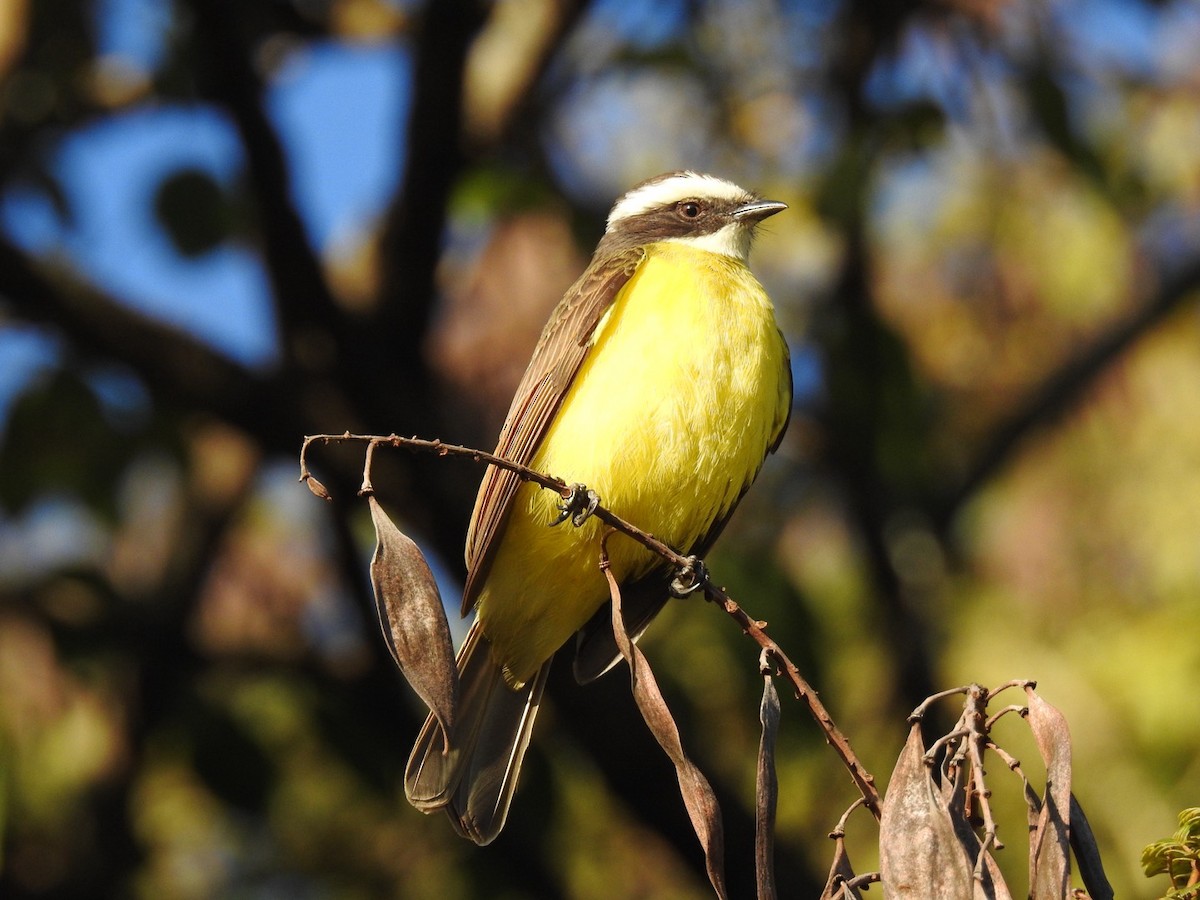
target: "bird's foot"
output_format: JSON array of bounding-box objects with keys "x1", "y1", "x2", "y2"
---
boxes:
[
  {"x1": 551, "y1": 483, "x2": 600, "y2": 528},
  {"x1": 669, "y1": 556, "x2": 709, "y2": 597}
]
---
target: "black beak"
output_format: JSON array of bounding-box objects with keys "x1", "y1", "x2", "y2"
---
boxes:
[{"x1": 732, "y1": 200, "x2": 787, "y2": 223}]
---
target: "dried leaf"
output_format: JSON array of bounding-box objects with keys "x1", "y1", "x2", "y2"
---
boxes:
[
  {"x1": 944, "y1": 758, "x2": 1012, "y2": 900},
  {"x1": 1070, "y1": 794, "x2": 1114, "y2": 900},
  {"x1": 879, "y1": 722, "x2": 974, "y2": 899},
  {"x1": 606, "y1": 565, "x2": 728, "y2": 900},
  {"x1": 369, "y1": 495, "x2": 457, "y2": 736},
  {"x1": 979, "y1": 850, "x2": 1014, "y2": 900},
  {"x1": 756, "y1": 674, "x2": 781, "y2": 900},
  {"x1": 1025, "y1": 687, "x2": 1072, "y2": 900},
  {"x1": 820, "y1": 836, "x2": 863, "y2": 900}
]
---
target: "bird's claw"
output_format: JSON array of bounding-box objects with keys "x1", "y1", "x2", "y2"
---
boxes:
[
  {"x1": 669, "y1": 556, "x2": 709, "y2": 597},
  {"x1": 551, "y1": 484, "x2": 600, "y2": 527}
]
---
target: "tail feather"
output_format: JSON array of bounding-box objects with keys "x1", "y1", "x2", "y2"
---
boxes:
[
  {"x1": 404, "y1": 620, "x2": 548, "y2": 846},
  {"x1": 404, "y1": 622, "x2": 489, "y2": 810}
]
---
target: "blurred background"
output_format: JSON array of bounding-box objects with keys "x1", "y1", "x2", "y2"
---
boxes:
[{"x1": 1, "y1": 0, "x2": 1198, "y2": 896}]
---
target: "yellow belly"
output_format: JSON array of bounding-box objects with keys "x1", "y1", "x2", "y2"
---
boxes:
[{"x1": 476, "y1": 242, "x2": 789, "y2": 685}]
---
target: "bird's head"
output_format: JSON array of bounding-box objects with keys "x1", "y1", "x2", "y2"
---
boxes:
[{"x1": 602, "y1": 171, "x2": 786, "y2": 261}]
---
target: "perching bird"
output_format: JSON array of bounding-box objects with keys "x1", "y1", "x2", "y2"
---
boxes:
[{"x1": 405, "y1": 171, "x2": 792, "y2": 844}]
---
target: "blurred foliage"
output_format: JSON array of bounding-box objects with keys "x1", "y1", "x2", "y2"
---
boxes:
[{"x1": 1, "y1": 0, "x2": 1199, "y2": 897}]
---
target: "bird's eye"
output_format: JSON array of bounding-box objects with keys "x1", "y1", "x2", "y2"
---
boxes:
[{"x1": 679, "y1": 201, "x2": 701, "y2": 218}]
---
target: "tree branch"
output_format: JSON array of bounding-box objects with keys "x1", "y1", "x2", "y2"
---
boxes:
[
  {"x1": 186, "y1": 0, "x2": 350, "y2": 375},
  {"x1": 0, "y1": 235, "x2": 302, "y2": 443},
  {"x1": 936, "y1": 253, "x2": 1200, "y2": 528},
  {"x1": 300, "y1": 432, "x2": 884, "y2": 820},
  {"x1": 371, "y1": 0, "x2": 487, "y2": 424}
]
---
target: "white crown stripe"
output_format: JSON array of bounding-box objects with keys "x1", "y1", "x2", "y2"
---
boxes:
[{"x1": 606, "y1": 172, "x2": 751, "y2": 230}]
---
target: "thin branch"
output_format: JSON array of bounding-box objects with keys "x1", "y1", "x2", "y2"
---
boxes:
[
  {"x1": 302, "y1": 432, "x2": 694, "y2": 564},
  {"x1": 984, "y1": 704, "x2": 1028, "y2": 731},
  {"x1": 829, "y1": 797, "x2": 867, "y2": 839},
  {"x1": 843, "y1": 872, "x2": 882, "y2": 891},
  {"x1": 908, "y1": 685, "x2": 972, "y2": 722},
  {"x1": 300, "y1": 431, "x2": 884, "y2": 819},
  {"x1": 989, "y1": 678, "x2": 1036, "y2": 698},
  {"x1": 922, "y1": 725, "x2": 969, "y2": 764},
  {"x1": 712, "y1": 591, "x2": 883, "y2": 820},
  {"x1": 962, "y1": 683, "x2": 1003, "y2": 865}
]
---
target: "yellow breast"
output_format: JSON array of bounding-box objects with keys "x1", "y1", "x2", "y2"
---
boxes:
[{"x1": 477, "y1": 242, "x2": 790, "y2": 685}]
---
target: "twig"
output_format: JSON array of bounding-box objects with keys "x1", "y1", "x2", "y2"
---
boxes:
[
  {"x1": 985, "y1": 741, "x2": 1024, "y2": 777},
  {"x1": 922, "y1": 725, "x2": 969, "y2": 765},
  {"x1": 989, "y1": 678, "x2": 1036, "y2": 698},
  {"x1": 829, "y1": 797, "x2": 867, "y2": 839},
  {"x1": 300, "y1": 431, "x2": 884, "y2": 819},
  {"x1": 700, "y1": 587, "x2": 882, "y2": 819},
  {"x1": 302, "y1": 433, "x2": 686, "y2": 559},
  {"x1": 962, "y1": 684, "x2": 1003, "y2": 865},
  {"x1": 843, "y1": 872, "x2": 882, "y2": 891},
  {"x1": 908, "y1": 685, "x2": 971, "y2": 722},
  {"x1": 984, "y1": 704, "x2": 1028, "y2": 731}
]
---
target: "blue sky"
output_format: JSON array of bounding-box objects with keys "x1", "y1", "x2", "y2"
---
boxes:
[{"x1": 0, "y1": 38, "x2": 411, "y2": 433}]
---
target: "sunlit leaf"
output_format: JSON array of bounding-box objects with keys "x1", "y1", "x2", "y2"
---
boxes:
[
  {"x1": 1177, "y1": 808, "x2": 1200, "y2": 842},
  {"x1": 1025, "y1": 686, "x2": 1072, "y2": 899},
  {"x1": 879, "y1": 722, "x2": 973, "y2": 898}
]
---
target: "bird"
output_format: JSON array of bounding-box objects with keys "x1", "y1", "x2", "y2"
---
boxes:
[{"x1": 404, "y1": 170, "x2": 792, "y2": 845}]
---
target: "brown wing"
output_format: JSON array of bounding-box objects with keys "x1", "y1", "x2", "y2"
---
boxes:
[{"x1": 460, "y1": 246, "x2": 646, "y2": 616}]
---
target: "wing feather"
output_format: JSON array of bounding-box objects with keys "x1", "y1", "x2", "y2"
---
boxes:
[{"x1": 461, "y1": 247, "x2": 645, "y2": 615}]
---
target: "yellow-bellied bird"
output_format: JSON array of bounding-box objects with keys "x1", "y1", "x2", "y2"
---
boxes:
[{"x1": 406, "y1": 171, "x2": 792, "y2": 844}]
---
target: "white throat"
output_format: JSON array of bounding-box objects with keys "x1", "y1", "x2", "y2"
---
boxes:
[{"x1": 663, "y1": 222, "x2": 752, "y2": 261}]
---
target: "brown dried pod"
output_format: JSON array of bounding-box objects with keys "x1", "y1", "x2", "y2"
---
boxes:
[
  {"x1": 756, "y1": 674, "x2": 781, "y2": 900},
  {"x1": 879, "y1": 722, "x2": 974, "y2": 898},
  {"x1": 1025, "y1": 686, "x2": 1072, "y2": 900},
  {"x1": 303, "y1": 473, "x2": 331, "y2": 501},
  {"x1": 368, "y1": 495, "x2": 457, "y2": 737},
  {"x1": 605, "y1": 563, "x2": 728, "y2": 900}
]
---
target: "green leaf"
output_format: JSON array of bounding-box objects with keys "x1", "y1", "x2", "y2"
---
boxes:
[{"x1": 1176, "y1": 808, "x2": 1200, "y2": 843}]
